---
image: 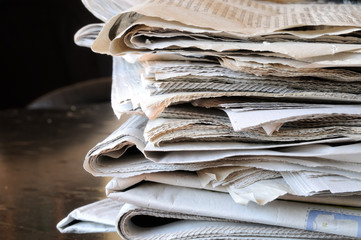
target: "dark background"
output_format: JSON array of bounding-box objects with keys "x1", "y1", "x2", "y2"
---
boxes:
[{"x1": 0, "y1": 1, "x2": 112, "y2": 109}]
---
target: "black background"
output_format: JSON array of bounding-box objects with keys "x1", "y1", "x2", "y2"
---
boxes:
[{"x1": 0, "y1": 1, "x2": 112, "y2": 109}]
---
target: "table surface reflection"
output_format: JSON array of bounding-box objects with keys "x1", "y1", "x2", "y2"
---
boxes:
[{"x1": 0, "y1": 103, "x2": 121, "y2": 240}]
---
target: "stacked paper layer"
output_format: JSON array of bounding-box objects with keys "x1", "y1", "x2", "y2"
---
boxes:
[{"x1": 59, "y1": 0, "x2": 361, "y2": 239}]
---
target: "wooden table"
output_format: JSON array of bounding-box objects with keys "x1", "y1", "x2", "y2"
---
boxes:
[{"x1": 0, "y1": 103, "x2": 121, "y2": 240}]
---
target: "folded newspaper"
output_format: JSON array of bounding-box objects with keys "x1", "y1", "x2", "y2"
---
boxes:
[
  {"x1": 58, "y1": 0, "x2": 361, "y2": 239},
  {"x1": 87, "y1": 0, "x2": 361, "y2": 119},
  {"x1": 58, "y1": 182, "x2": 361, "y2": 239},
  {"x1": 82, "y1": 114, "x2": 361, "y2": 205}
]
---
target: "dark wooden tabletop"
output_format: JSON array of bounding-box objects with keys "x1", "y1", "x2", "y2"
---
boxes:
[{"x1": 0, "y1": 103, "x2": 121, "y2": 240}]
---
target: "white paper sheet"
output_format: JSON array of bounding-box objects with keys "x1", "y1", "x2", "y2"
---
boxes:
[{"x1": 110, "y1": 182, "x2": 361, "y2": 238}]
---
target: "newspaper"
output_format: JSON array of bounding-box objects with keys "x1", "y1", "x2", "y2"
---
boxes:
[
  {"x1": 74, "y1": 20, "x2": 361, "y2": 119},
  {"x1": 92, "y1": 0, "x2": 361, "y2": 59},
  {"x1": 109, "y1": 182, "x2": 361, "y2": 238},
  {"x1": 84, "y1": 114, "x2": 361, "y2": 170},
  {"x1": 92, "y1": 0, "x2": 361, "y2": 51},
  {"x1": 144, "y1": 105, "x2": 361, "y2": 145},
  {"x1": 141, "y1": 60, "x2": 361, "y2": 95},
  {"x1": 57, "y1": 198, "x2": 120, "y2": 233},
  {"x1": 87, "y1": 0, "x2": 361, "y2": 119},
  {"x1": 82, "y1": 114, "x2": 361, "y2": 205},
  {"x1": 77, "y1": 0, "x2": 361, "y2": 120},
  {"x1": 63, "y1": 0, "x2": 361, "y2": 239},
  {"x1": 109, "y1": 57, "x2": 361, "y2": 119},
  {"x1": 222, "y1": 105, "x2": 361, "y2": 134},
  {"x1": 143, "y1": 59, "x2": 361, "y2": 85},
  {"x1": 57, "y1": 196, "x2": 356, "y2": 240},
  {"x1": 219, "y1": 55, "x2": 361, "y2": 78},
  {"x1": 104, "y1": 169, "x2": 361, "y2": 207}
]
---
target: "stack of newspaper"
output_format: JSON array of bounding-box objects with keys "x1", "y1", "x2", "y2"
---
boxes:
[{"x1": 58, "y1": 0, "x2": 361, "y2": 239}]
